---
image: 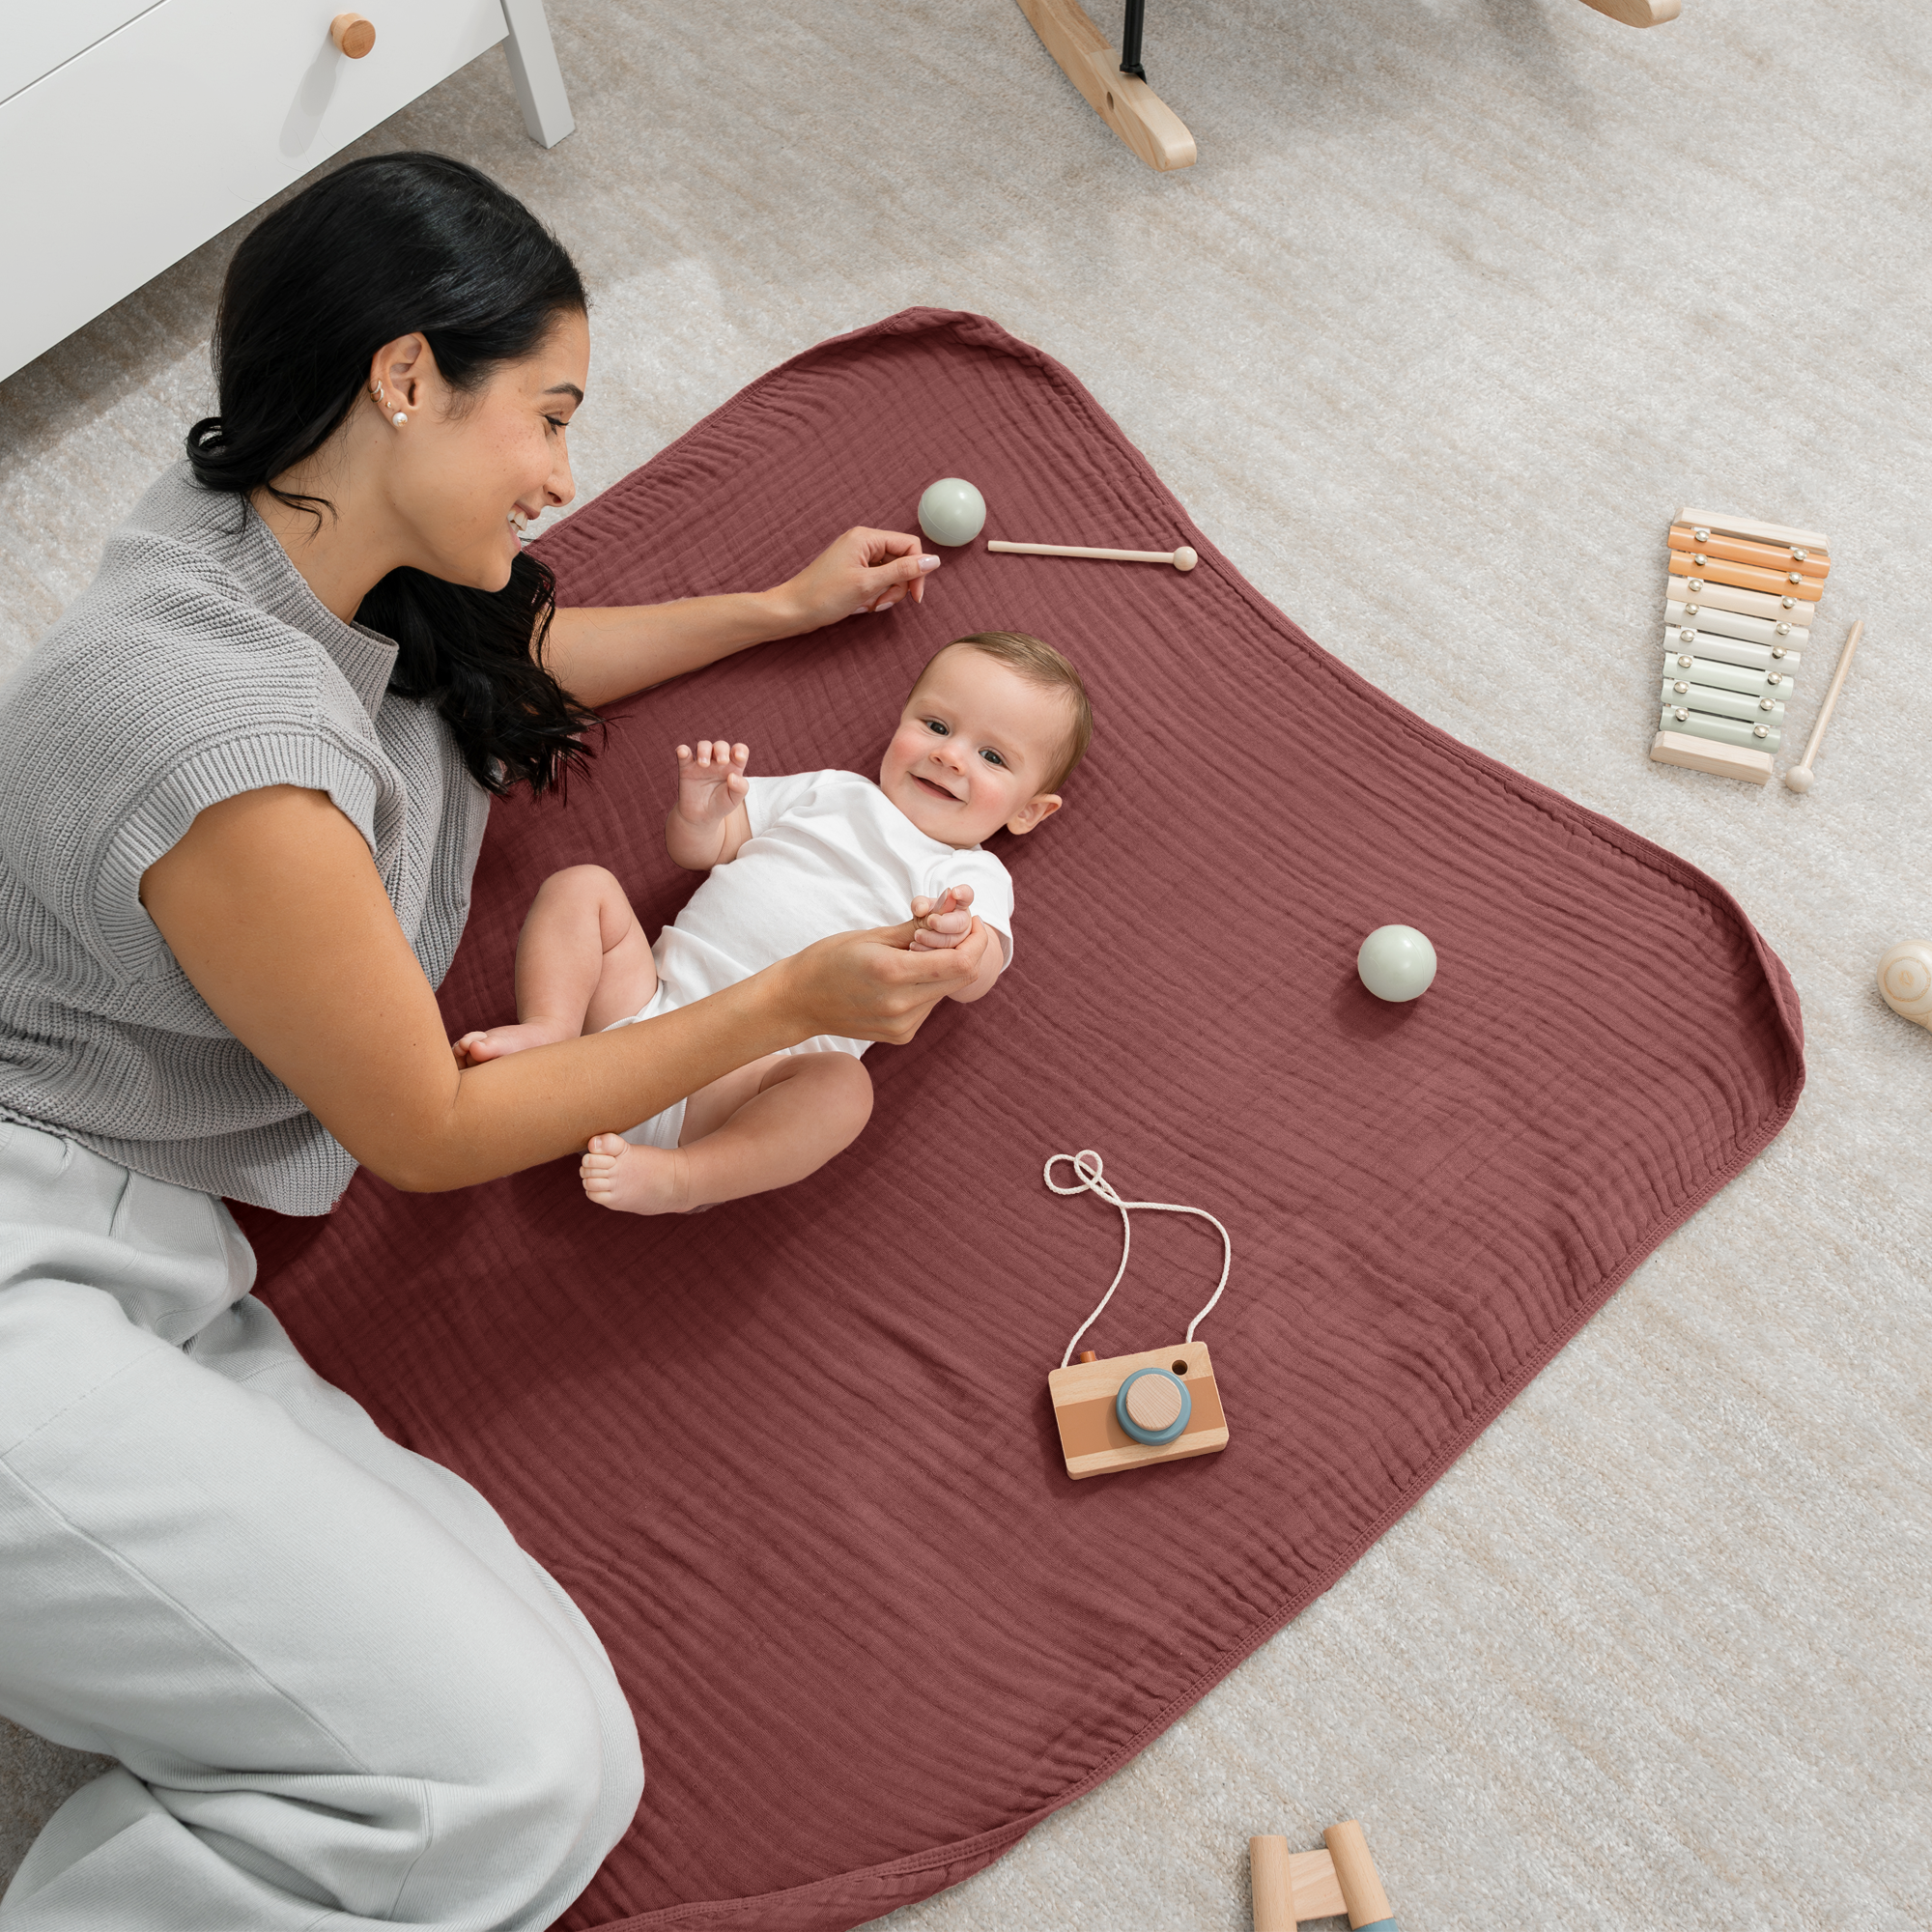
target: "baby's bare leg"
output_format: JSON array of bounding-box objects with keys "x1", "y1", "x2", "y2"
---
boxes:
[
  {"x1": 581, "y1": 1051, "x2": 872, "y2": 1215},
  {"x1": 455, "y1": 866, "x2": 657, "y2": 1065}
]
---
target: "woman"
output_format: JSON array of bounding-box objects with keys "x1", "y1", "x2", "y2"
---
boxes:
[{"x1": 0, "y1": 154, "x2": 988, "y2": 1929}]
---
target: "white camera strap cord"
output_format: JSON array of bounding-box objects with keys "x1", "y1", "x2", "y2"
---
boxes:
[{"x1": 1046, "y1": 1150, "x2": 1234, "y2": 1370}]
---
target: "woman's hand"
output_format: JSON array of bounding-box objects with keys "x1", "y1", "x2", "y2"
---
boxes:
[
  {"x1": 770, "y1": 916, "x2": 993, "y2": 1045},
  {"x1": 769, "y1": 526, "x2": 941, "y2": 630}
]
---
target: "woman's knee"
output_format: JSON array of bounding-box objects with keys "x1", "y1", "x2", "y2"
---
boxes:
[{"x1": 391, "y1": 1624, "x2": 639, "y2": 1923}]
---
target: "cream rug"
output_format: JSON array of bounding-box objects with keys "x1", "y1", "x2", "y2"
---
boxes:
[{"x1": 2, "y1": 0, "x2": 1927, "y2": 1924}]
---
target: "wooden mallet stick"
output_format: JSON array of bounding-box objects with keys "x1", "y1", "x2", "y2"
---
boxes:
[
  {"x1": 987, "y1": 539, "x2": 1197, "y2": 571},
  {"x1": 1782, "y1": 617, "x2": 1863, "y2": 793}
]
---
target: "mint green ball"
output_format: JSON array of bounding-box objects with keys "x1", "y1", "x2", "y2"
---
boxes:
[
  {"x1": 1357, "y1": 924, "x2": 1437, "y2": 1002},
  {"x1": 918, "y1": 477, "x2": 986, "y2": 548}
]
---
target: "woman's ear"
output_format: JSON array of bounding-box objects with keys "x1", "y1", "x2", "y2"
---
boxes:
[
  {"x1": 372, "y1": 333, "x2": 434, "y2": 414},
  {"x1": 1006, "y1": 793, "x2": 1063, "y2": 836}
]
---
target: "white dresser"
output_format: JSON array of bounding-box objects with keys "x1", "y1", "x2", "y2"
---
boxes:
[{"x1": 0, "y1": 0, "x2": 574, "y2": 384}]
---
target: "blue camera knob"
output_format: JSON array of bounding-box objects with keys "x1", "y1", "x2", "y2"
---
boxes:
[{"x1": 1116, "y1": 1366, "x2": 1192, "y2": 1445}]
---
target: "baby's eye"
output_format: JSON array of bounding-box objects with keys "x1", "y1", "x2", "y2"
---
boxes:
[
  {"x1": 979, "y1": 748, "x2": 1007, "y2": 768},
  {"x1": 923, "y1": 718, "x2": 951, "y2": 736}
]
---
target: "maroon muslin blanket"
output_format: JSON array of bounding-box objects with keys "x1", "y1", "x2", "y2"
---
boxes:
[{"x1": 240, "y1": 310, "x2": 1804, "y2": 1929}]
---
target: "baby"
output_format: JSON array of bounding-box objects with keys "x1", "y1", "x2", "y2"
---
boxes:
[{"x1": 454, "y1": 631, "x2": 1093, "y2": 1214}]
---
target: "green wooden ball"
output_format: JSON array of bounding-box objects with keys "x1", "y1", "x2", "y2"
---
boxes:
[
  {"x1": 1357, "y1": 924, "x2": 1437, "y2": 1002},
  {"x1": 918, "y1": 477, "x2": 986, "y2": 548}
]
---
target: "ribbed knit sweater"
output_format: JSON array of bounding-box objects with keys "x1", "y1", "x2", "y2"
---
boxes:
[{"x1": 0, "y1": 464, "x2": 489, "y2": 1215}]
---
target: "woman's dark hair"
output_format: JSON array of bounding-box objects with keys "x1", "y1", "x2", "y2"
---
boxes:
[{"x1": 187, "y1": 152, "x2": 594, "y2": 795}]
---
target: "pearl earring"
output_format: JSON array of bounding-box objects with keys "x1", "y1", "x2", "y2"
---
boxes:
[
  {"x1": 392, "y1": 412, "x2": 408, "y2": 426},
  {"x1": 373, "y1": 383, "x2": 406, "y2": 425}
]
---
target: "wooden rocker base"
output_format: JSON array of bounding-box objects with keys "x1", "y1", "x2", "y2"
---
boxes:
[
  {"x1": 1013, "y1": 0, "x2": 1196, "y2": 172},
  {"x1": 1014, "y1": 0, "x2": 1674, "y2": 175},
  {"x1": 1578, "y1": 0, "x2": 1681, "y2": 22}
]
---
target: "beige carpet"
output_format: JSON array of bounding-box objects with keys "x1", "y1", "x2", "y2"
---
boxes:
[{"x1": 3, "y1": 0, "x2": 1928, "y2": 1923}]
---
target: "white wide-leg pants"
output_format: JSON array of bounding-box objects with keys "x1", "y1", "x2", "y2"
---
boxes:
[{"x1": 0, "y1": 1122, "x2": 643, "y2": 1930}]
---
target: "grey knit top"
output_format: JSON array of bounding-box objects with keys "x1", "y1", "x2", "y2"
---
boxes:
[{"x1": 0, "y1": 464, "x2": 490, "y2": 1215}]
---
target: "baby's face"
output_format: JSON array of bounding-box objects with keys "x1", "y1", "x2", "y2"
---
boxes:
[{"x1": 879, "y1": 646, "x2": 1070, "y2": 848}]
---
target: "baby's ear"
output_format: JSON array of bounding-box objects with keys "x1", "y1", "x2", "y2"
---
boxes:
[{"x1": 1006, "y1": 793, "x2": 1062, "y2": 837}]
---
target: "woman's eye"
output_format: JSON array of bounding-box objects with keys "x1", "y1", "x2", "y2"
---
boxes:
[
  {"x1": 980, "y1": 748, "x2": 1007, "y2": 767},
  {"x1": 546, "y1": 415, "x2": 569, "y2": 433}
]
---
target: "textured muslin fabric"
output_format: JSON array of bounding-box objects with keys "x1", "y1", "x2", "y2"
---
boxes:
[
  {"x1": 0, "y1": 464, "x2": 490, "y2": 1215},
  {"x1": 0, "y1": 1120, "x2": 643, "y2": 1929},
  {"x1": 235, "y1": 311, "x2": 1804, "y2": 1931}
]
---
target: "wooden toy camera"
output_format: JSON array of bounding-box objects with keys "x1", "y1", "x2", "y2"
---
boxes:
[
  {"x1": 1042, "y1": 1149, "x2": 1235, "y2": 1480},
  {"x1": 1048, "y1": 1340, "x2": 1230, "y2": 1479}
]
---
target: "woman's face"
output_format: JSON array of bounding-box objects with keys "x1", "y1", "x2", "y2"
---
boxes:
[{"x1": 378, "y1": 307, "x2": 589, "y2": 591}]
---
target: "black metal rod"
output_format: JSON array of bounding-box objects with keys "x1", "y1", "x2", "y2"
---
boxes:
[{"x1": 1120, "y1": 0, "x2": 1147, "y2": 80}]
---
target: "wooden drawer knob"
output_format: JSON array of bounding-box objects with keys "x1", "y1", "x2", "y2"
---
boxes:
[{"x1": 331, "y1": 13, "x2": 376, "y2": 57}]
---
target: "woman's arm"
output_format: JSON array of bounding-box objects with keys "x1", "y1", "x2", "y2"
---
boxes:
[
  {"x1": 140, "y1": 787, "x2": 986, "y2": 1193},
  {"x1": 542, "y1": 526, "x2": 941, "y2": 709}
]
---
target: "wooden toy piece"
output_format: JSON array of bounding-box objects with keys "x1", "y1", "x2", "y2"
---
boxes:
[
  {"x1": 1661, "y1": 653, "x2": 1794, "y2": 700},
  {"x1": 1650, "y1": 729, "x2": 1774, "y2": 785},
  {"x1": 988, "y1": 539, "x2": 1198, "y2": 571},
  {"x1": 1011, "y1": 0, "x2": 1196, "y2": 171},
  {"x1": 1677, "y1": 507, "x2": 1831, "y2": 553},
  {"x1": 1782, "y1": 618, "x2": 1863, "y2": 793},
  {"x1": 1658, "y1": 677, "x2": 1784, "y2": 728},
  {"x1": 1047, "y1": 1339, "x2": 1228, "y2": 1478},
  {"x1": 329, "y1": 12, "x2": 376, "y2": 56},
  {"x1": 1577, "y1": 0, "x2": 1680, "y2": 22},
  {"x1": 1666, "y1": 554, "x2": 1825, "y2": 602},
  {"x1": 1668, "y1": 577, "x2": 1816, "y2": 626},
  {"x1": 1323, "y1": 1819, "x2": 1401, "y2": 1930},
  {"x1": 1668, "y1": 523, "x2": 1831, "y2": 580},
  {"x1": 1657, "y1": 707, "x2": 1779, "y2": 753},
  {"x1": 1250, "y1": 1835, "x2": 1296, "y2": 1932},
  {"x1": 1877, "y1": 940, "x2": 1932, "y2": 1031},
  {"x1": 1666, "y1": 607, "x2": 1804, "y2": 661}
]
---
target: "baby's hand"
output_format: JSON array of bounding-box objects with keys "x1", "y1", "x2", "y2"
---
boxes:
[
  {"x1": 910, "y1": 884, "x2": 975, "y2": 950},
  {"x1": 674, "y1": 740, "x2": 750, "y2": 824}
]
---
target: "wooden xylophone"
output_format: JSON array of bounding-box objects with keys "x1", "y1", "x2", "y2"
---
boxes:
[{"x1": 1649, "y1": 507, "x2": 1832, "y2": 786}]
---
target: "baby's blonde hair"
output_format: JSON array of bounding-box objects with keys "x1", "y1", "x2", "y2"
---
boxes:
[{"x1": 919, "y1": 632, "x2": 1093, "y2": 793}]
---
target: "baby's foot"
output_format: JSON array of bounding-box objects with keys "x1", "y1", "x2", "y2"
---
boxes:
[
  {"x1": 581, "y1": 1132, "x2": 696, "y2": 1215},
  {"x1": 452, "y1": 1020, "x2": 574, "y2": 1066}
]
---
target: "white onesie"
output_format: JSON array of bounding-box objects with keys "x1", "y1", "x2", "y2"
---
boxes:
[{"x1": 613, "y1": 769, "x2": 1015, "y2": 1150}]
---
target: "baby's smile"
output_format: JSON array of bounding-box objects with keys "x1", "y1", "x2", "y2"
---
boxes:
[{"x1": 878, "y1": 641, "x2": 1083, "y2": 849}]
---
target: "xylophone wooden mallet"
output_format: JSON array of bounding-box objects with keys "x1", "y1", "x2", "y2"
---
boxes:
[{"x1": 987, "y1": 538, "x2": 1197, "y2": 571}]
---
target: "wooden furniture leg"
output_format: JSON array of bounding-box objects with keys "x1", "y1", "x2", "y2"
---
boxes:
[
  {"x1": 1012, "y1": 0, "x2": 1196, "y2": 171},
  {"x1": 501, "y1": 0, "x2": 576, "y2": 149}
]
